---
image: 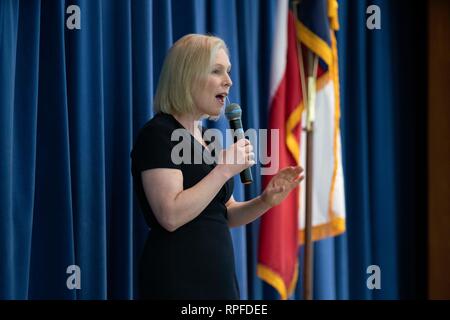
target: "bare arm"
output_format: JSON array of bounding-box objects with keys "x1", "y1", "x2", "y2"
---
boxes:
[
  {"x1": 142, "y1": 165, "x2": 231, "y2": 232},
  {"x1": 226, "y1": 195, "x2": 272, "y2": 228},
  {"x1": 226, "y1": 166, "x2": 304, "y2": 228},
  {"x1": 141, "y1": 139, "x2": 254, "y2": 232}
]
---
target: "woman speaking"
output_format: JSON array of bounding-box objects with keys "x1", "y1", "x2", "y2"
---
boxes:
[{"x1": 131, "y1": 34, "x2": 303, "y2": 299}]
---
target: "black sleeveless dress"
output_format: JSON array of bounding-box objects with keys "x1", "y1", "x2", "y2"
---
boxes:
[{"x1": 131, "y1": 112, "x2": 238, "y2": 299}]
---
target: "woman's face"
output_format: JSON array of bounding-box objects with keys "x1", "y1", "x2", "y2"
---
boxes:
[{"x1": 192, "y1": 48, "x2": 232, "y2": 118}]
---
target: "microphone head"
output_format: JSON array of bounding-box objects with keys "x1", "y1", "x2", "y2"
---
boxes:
[{"x1": 225, "y1": 103, "x2": 242, "y2": 120}]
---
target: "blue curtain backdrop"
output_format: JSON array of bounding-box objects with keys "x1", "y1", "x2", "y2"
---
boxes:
[{"x1": 0, "y1": 0, "x2": 426, "y2": 299}]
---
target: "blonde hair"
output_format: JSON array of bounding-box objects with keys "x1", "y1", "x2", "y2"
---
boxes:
[{"x1": 153, "y1": 34, "x2": 229, "y2": 115}]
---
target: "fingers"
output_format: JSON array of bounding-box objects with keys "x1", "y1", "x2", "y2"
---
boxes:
[
  {"x1": 293, "y1": 166, "x2": 304, "y2": 183},
  {"x1": 224, "y1": 139, "x2": 253, "y2": 167},
  {"x1": 247, "y1": 153, "x2": 256, "y2": 166},
  {"x1": 288, "y1": 165, "x2": 303, "y2": 174},
  {"x1": 235, "y1": 139, "x2": 253, "y2": 153},
  {"x1": 277, "y1": 167, "x2": 296, "y2": 179},
  {"x1": 236, "y1": 138, "x2": 251, "y2": 147},
  {"x1": 295, "y1": 166, "x2": 304, "y2": 174},
  {"x1": 284, "y1": 166, "x2": 304, "y2": 181},
  {"x1": 237, "y1": 139, "x2": 254, "y2": 165}
]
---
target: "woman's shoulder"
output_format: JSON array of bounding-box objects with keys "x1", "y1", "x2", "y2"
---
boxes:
[
  {"x1": 135, "y1": 113, "x2": 180, "y2": 141},
  {"x1": 130, "y1": 113, "x2": 182, "y2": 172},
  {"x1": 132, "y1": 113, "x2": 176, "y2": 154},
  {"x1": 141, "y1": 112, "x2": 178, "y2": 132}
]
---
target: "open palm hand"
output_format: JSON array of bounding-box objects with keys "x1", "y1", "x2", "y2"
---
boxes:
[{"x1": 261, "y1": 166, "x2": 304, "y2": 207}]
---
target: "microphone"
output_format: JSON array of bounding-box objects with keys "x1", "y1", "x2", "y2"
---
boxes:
[{"x1": 224, "y1": 103, "x2": 253, "y2": 185}]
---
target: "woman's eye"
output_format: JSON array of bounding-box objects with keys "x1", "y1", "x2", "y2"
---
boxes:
[{"x1": 212, "y1": 69, "x2": 220, "y2": 74}]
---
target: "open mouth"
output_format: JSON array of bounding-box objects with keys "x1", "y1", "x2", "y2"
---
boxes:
[{"x1": 215, "y1": 93, "x2": 227, "y2": 105}]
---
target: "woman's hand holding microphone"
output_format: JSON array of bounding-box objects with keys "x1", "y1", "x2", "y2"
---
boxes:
[{"x1": 217, "y1": 139, "x2": 255, "y2": 179}]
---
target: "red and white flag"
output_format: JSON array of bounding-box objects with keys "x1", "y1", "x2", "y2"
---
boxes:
[{"x1": 258, "y1": 0, "x2": 346, "y2": 299}]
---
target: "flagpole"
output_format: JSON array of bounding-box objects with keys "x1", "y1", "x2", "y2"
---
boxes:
[
  {"x1": 304, "y1": 52, "x2": 318, "y2": 301},
  {"x1": 291, "y1": 0, "x2": 318, "y2": 300}
]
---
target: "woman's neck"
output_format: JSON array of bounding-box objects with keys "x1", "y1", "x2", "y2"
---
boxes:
[{"x1": 172, "y1": 113, "x2": 203, "y2": 137}]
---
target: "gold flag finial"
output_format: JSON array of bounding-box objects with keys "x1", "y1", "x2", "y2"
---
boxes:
[{"x1": 328, "y1": 0, "x2": 339, "y2": 30}]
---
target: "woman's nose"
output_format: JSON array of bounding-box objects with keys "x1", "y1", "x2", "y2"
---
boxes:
[{"x1": 224, "y1": 74, "x2": 232, "y2": 88}]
